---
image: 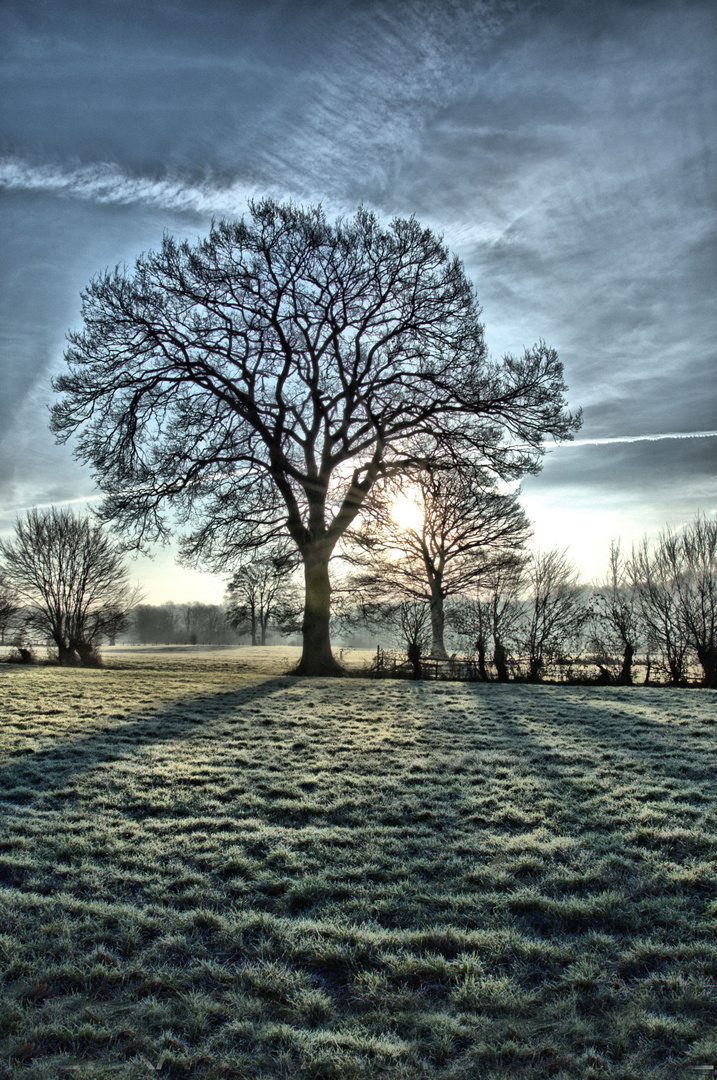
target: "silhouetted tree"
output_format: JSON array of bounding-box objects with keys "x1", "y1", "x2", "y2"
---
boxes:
[
  {"x1": 520, "y1": 548, "x2": 587, "y2": 682},
  {"x1": 590, "y1": 541, "x2": 642, "y2": 684},
  {"x1": 677, "y1": 513, "x2": 717, "y2": 687},
  {"x1": 634, "y1": 514, "x2": 716, "y2": 686},
  {"x1": 348, "y1": 466, "x2": 531, "y2": 659},
  {"x1": 52, "y1": 200, "x2": 580, "y2": 675},
  {"x1": 632, "y1": 535, "x2": 690, "y2": 685},
  {"x1": 225, "y1": 554, "x2": 299, "y2": 645},
  {"x1": 0, "y1": 507, "x2": 138, "y2": 665},
  {"x1": 453, "y1": 560, "x2": 525, "y2": 680},
  {"x1": 398, "y1": 600, "x2": 430, "y2": 679},
  {"x1": 0, "y1": 575, "x2": 19, "y2": 646}
]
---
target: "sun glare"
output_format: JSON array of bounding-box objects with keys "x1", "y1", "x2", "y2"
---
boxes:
[{"x1": 391, "y1": 492, "x2": 424, "y2": 533}]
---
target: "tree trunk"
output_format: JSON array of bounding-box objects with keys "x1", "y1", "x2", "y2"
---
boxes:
[
  {"x1": 76, "y1": 640, "x2": 100, "y2": 667},
  {"x1": 528, "y1": 655, "x2": 542, "y2": 683},
  {"x1": 667, "y1": 652, "x2": 684, "y2": 686},
  {"x1": 294, "y1": 548, "x2": 343, "y2": 676},
  {"x1": 619, "y1": 642, "x2": 634, "y2": 686},
  {"x1": 407, "y1": 641, "x2": 422, "y2": 680},
  {"x1": 493, "y1": 639, "x2": 509, "y2": 682},
  {"x1": 428, "y1": 590, "x2": 448, "y2": 660},
  {"x1": 696, "y1": 643, "x2": 717, "y2": 689},
  {"x1": 476, "y1": 637, "x2": 488, "y2": 681},
  {"x1": 56, "y1": 639, "x2": 77, "y2": 666}
]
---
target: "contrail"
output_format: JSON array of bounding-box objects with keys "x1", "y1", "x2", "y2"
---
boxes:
[
  {"x1": 6, "y1": 429, "x2": 715, "y2": 522},
  {"x1": 566, "y1": 430, "x2": 717, "y2": 447}
]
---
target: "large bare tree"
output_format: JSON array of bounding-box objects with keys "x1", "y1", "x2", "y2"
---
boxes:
[
  {"x1": 0, "y1": 507, "x2": 138, "y2": 665},
  {"x1": 51, "y1": 200, "x2": 580, "y2": 675}
]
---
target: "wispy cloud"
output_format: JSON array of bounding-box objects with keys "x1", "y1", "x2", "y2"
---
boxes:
[
  {"x1": 263, "y1": 0, "x2": 512, "y2": 202},
  {"x1": 0, "y1": 157, "x2": 259, "y2": 215}
]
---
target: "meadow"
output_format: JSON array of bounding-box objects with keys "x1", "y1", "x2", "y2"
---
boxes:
[{"x1": 1, "y1": 646, "x2": 715, "y2": 1079}]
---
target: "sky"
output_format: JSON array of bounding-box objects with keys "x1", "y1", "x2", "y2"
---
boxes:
[{"x1": 1, "y1": 0, "x2": 715, "y2": 603}]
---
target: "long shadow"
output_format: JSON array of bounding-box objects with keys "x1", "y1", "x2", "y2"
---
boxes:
[
  {"x1": 515, "y1": 686, "x2": 715, "y2": 785},
  {"x1": 455, "y1": 685, "x2": 717, "y2": 824},
  {"x1": 0, "y1": 675, "x2": 294, "y2": 813},
  {"x1": 3, "y1": 679, "x2": 714, "y2": 831},
  {"x1": 380, "y1": 683, "x2": 717, "y2": 892},
  {"x1": 439, "y1": 685, "x2": 717, "y2": 926}
]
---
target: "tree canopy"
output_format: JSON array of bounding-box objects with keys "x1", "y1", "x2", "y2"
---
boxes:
[{"x1": 52, "y1": 199, "x2": 580, "y2": 674}]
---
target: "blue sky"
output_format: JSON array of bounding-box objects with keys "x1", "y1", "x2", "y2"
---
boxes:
[{"x1": 1, "y1": 0, "x2": 715, "y2": 601}]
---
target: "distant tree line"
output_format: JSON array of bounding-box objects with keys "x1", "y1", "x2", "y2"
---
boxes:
[
  {"x1": 344, "y1": 511, "x2": 717, "y2": 688},
  {"x1": 131, "y1": 602, "x2": 235, "y2": 646},
  {"x1": 1, "y1": 503, "x2": 714, "y2": 685},
  {"x1": 130, "y1": 561, "x2": 303, "y2": 647}
]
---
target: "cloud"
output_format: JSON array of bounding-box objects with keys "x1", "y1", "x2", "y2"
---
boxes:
[
  {"x1": 1, "y1": 0, "x2": 715, "y2": 598},
  {"x1": 0, "y1": 0, "x2": 516, "y2": 215},
  {"x1": 526, "y1": 434, "x2": 717, "y2": 515},
  {"x1": 251, "y1": 0, "x2": 516, "y2": 204},
  {"x1": 0, "y1": 157, "x2": 258, "y2": 216}
]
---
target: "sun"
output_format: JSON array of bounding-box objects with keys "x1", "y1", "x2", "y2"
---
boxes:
[{"x1": 391, "y1": 491, "x2": 424, "y2": 534}]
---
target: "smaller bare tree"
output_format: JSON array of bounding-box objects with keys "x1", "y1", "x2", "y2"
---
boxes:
[
  {"x1": 590, "y1": 541, "x2": 643, "y2": 684},
  {"x1": 0, "y1": 575, "x2": 19, "y2": 646},
  {"x1": 0, "y1": 507, "x2": 139, "y2": 665},
  {"x1": 225, "y1": 553, "x2": 298, "y2": 646},
  {"x1": 398, "y1": 600, "x2": 431, "y2": 679},
  {"x1": 632, "y1": 535, "x2": 690, "y2": 685},
  {"x1": 677, "y1": 514, "x2": 717, "y2": 687},
  {"x1": 453, "y1": 559, "x2": 525, "y2": 680},
  {"x1": 349, "y1": 466, "x2": 531, "y2": 659},
  {"x1": 520, "y1": 548, "x2": 587, "y2": 682}
]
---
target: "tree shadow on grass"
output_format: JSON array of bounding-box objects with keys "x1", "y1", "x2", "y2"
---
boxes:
[
  {"x1": 488, "y1": 685, "x2": 717, "y2": 787},
  {"x1": 439, "y1": 684, "x2": 717, "y2": 848},
  {"x1": 0, "y1": 676, "x2": 295, "y2": 815},
  {"x1": 442, "y1": 685, "x2": 717, "y2": 932}
]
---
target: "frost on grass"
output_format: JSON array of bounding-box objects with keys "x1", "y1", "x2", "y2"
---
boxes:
[{"x1": 0, "y1": 649, "x2": 715, "y2": 1078}]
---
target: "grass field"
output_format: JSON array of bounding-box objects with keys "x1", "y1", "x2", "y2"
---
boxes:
[{"x1": 1, "y1": 646, "x2": 716, "y2": 1079}]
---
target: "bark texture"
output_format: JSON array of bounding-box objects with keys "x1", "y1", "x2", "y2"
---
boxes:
[{"x1": 294, "y1": 553, "x2": 344, "y2": 676}]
